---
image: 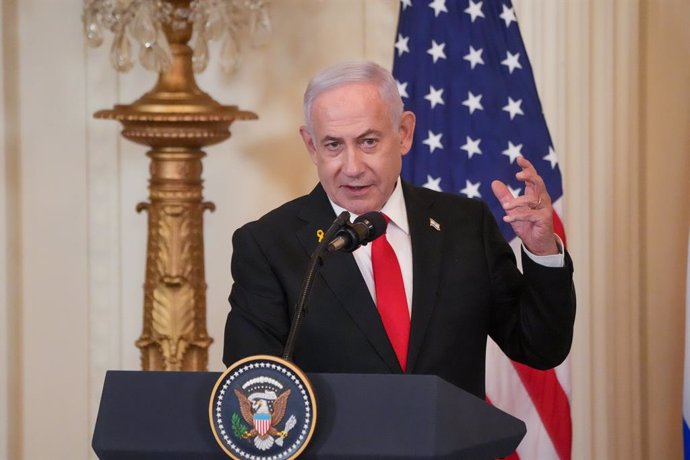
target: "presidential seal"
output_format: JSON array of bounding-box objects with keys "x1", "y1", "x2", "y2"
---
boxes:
[{"x1": 209, "y1": 355, "x2": 317, "y2": 460}]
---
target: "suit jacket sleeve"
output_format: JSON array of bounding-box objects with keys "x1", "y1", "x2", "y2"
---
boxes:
[
  {"x1": 481, "y1": 200, "x2": 576, "y2": 369},
  {"x1": 223, "y1": 222, "x2": 291, "y2": 366}
]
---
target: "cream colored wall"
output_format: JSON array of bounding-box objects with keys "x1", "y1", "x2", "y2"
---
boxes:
[
  {"x1": 9, "y1": 1, "x2": 92, "y2": 459},
  {"x1": 1, "y1": 1, "x2": 689, "y2": 459}
]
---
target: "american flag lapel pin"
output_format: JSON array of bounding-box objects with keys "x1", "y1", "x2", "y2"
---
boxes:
[{"x1": 429, "y1": 218, "x2": 441, "y2": 231}]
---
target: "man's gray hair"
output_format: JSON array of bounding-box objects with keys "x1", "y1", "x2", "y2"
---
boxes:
[{"x1": 302, "y1": 60, "x2": 404, "y2": 133}]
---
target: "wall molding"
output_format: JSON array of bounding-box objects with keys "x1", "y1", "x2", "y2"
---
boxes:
[
  {"x1": 0, "y1": 1, "x2": 9, "y2": 457},
  {"x1": 1, "y1": 0, "x2": 22, "y2": 458}
]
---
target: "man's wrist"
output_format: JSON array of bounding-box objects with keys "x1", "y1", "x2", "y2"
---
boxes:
[{"x1": 523, "y1": 235, "x2": 565, "y2": 268}]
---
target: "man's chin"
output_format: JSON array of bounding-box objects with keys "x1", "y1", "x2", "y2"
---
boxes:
[
  {"x1": 336, "y1": 198, "x2": 380, "y2": 216},
  {"x1": 347, "y1": 205, "x2": 382, "y2": 216}
]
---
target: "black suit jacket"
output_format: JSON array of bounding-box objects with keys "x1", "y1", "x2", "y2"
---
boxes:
[{"x1": 223, "y1": 182, "x2": 575, "y2": 398}]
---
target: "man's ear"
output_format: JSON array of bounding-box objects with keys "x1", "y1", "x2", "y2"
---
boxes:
[
  {"x1": 299, "y1": 126, "x2": 318, "y2": 164},
  {"x1": 399, "y1": 111, "x2": 416, "y2": 156}
]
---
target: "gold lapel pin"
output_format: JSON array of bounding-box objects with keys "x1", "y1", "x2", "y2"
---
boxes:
[
  {"x1": 316, "y1": 229, "x2": 324, "y2": 242},
  {"x1": 429, "y1": 218, "x2": 441, "y2": 231}
]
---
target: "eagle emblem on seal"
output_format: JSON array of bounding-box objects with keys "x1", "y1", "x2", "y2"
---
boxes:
[{"x1": 234, "y1": 388, "x2": 297, "y2": 451}]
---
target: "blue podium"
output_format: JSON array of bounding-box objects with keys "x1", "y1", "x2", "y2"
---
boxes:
[{"x1": 92, "y1": 370, "x2": 525, "y2": 459}]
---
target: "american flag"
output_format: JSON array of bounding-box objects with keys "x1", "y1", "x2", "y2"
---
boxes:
[{"x1": 392, "y1": 1, "x2": 571, "y2": 459}]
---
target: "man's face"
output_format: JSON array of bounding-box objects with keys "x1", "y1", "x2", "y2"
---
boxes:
[{"x1": 300, "y1": 82, "x2": 415, "y2": 215}]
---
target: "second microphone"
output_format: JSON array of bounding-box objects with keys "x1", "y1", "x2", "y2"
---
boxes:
[{"x1": 327, "y1": 212, "x2": 387, "y2": 253}]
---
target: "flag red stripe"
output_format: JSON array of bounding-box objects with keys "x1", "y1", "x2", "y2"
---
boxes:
[
  {"x1": 512, "y1": 362, "x2": 572, "y2": 460},
  {"x1": 552, "y1": 211, "x2": 567, "y2": 247}
]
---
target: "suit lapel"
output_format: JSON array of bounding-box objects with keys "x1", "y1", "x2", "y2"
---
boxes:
[
  {"x1": 295, "y1": 185, "x2": 401, "y2": 373},
  {"x1": 403, "y1": 183, "x2": 444, "y2": 372}
]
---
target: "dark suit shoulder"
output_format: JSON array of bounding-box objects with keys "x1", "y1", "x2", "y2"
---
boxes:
[
  {"x1": 242, "y1": 194, "x2": 308, "y2": 229},
  {"x1": 238, "y1": 185, "x2": 331, "y2": 234}
]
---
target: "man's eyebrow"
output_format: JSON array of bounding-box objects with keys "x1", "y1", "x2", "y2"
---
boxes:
[
  {"x1": 357, "y1": 129, "x2": 382, "y2": 139},
  {"x1": 319, "y1": 129, "x2": 383, "y2": 144},
  {"x1": 320, "y1": 135, "x2": 344, "y2": 144}
]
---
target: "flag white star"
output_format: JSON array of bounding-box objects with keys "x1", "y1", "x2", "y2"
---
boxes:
[
  {"x1": 508, "y1": 185, "x2": 522, "y2": 198},
  {"x1": 424, "y1": 85, "x2": 445, "y2": 109},
  {"x1": 396, "y1": 80, "x2": 409, "y2": 99},
  {"x1": 422, "y1": 175, "x2": 442, "y2": 192},
  {"x1": 395, "y1": 34, "x2": 410, "y2": 57},
  {"x1": 429, "y1": 0, "x2": 448, "y2": 17},
  {"x1": 400, "y1": 0, "x2": 412, "y2": 10},
  {"x1": 543, "y1": 146, "x2": 559, "y2": 168},
  {"x1": 460, "y1": 136, "x2": 482, "y2": 159},
  {"x1": 462, "y1": 91, "x2": 484, "y2": 114},
  {"x1": 500, "y1": 4, "x2": 517, "y2": 27},
  {"x1": 502, "y1": 97, "x2": 524, "y2": 120},
  {"x1": 463, "y1": 46, "x2": 485, "y2": 69},
  {"x1": 460, "y1": 180, "x2": 482, "y2": 199},
  {"x1": 422, "y1": 130, "x2": 444, "y2": 153},
  {"x1": 501, "y1": 51, "x2": 522, "y2": 74},
  {"x1": 427, "y1": 40, "x2": 447, "y2": 63},
  {"x1": 464, "y1": 1, "x2": 485, "y2": 22},
  {"x1": 502, "y1": 141, "x2": 523, "y2": 163}
]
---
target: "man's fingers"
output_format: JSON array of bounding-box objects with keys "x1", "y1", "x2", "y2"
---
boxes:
[
  {"x1": 516, "y1": 155, "x2": 535, "y2": 171},
  {"x1": 491, "y1": 180, "x2": 513, "y2": 205},
  {"x1": 514, "y1": 156, "x2": 548, "y2": 200},
  {"x1": 516, "y1": 170, "x2": 545, "y2": 190},
  {"x1": 502, "y1": 208, "x2": 544, "y2": 223},
  {"x1": 495, "y1": 160, "x2": 551, "y2": 213},
  {"x1": 502, "y1": 194, "x2": 546, "y2": 212}
]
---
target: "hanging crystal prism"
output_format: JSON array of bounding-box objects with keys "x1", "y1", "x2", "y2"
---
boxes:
[
  {"x1": 83, "y1": 9, "x2": 104, "y2": 47},
  {"x1": 110, "y1": 27, "x2": 134, "y2": 72},
  {"x1": 249, "y1": 7, "x2": 270, "y2": 47},
  {"x1": 139, "y1": 28, "x2": 172, "y2": 72},
  {"x1": 192, "y1": 32, "x2": 210, "y2": 73},
  {"x1": 131, "y1": 1, "x2": 158, "y2": 45},
  {"x1": 220, "y1": 30, "x2": 240, "y2": 74}
]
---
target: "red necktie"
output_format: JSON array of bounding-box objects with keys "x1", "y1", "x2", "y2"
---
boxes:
[{"x1": 372, "y1": 217, "x2": 410, "y2": 371}]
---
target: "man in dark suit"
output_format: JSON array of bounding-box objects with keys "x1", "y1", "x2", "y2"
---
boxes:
[{"x1": 223, "y1": 61, "x2": 575, "y2": 399}]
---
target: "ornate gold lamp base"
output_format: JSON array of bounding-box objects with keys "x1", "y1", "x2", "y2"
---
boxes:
[{"x1": 96, "y1": 36, "x2": 256, "y2": 371}]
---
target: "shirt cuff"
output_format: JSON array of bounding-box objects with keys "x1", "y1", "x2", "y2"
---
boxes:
[{"x1": 522, "y1": 235, "x2": 565, "y2": 268}]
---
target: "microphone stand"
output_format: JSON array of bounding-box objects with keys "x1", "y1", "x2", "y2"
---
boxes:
[{"x1": 282, "y1": 211, "x2": 350, "y2": 362}]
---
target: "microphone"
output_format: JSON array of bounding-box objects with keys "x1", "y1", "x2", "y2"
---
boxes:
[
  {"x1": 327, "y1": 211, "x2": 387, "y2": 253},
  {"x1": 283, "y1": 210, "x2": 350, "y2": 361},
  {"x1": 283, "y1": 211, "x2": 382, "y2": 362}
]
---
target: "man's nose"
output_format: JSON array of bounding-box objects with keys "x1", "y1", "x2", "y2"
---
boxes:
[{"x1": 342, "y1": 146, "x2": 365, "y2": 177}]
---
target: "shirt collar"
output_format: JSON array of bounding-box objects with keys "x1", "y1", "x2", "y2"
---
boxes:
[{"x1": 328, "y1": 177, "x2": 409, "y2": 235}]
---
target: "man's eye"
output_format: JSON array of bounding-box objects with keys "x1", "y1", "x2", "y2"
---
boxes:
[
  {"x1": 362, "y1": 138, "x2": 378, "y2": 147},
  {"x1": 324, "y1": 142, "x2": 340, "y2": 150}
]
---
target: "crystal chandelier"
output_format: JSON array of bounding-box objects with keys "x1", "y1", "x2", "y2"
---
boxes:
[{"x1": 82, "y1": 0, "x2": 271, "y2": 74}]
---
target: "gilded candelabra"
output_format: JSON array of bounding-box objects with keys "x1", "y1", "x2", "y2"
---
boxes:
[{"x1": 85, "y1": 0, "x2": 267, "y2": 370}]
